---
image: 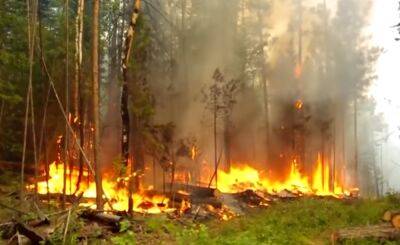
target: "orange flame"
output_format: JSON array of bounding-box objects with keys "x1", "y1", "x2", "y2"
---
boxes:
[
  {"x1": 294, "y1": 100, "x2": 303, "y2": 110},
  {"x1": 215, "y1": 157, "x2": 352, "y2": 197},
  {"x1": 33, "y1": 161, "x2": 173, "y2": 214}
]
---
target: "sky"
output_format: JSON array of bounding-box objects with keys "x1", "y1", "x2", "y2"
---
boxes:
[{"x1": 369, "y1": 0, "x2": 400, "y2": 191}]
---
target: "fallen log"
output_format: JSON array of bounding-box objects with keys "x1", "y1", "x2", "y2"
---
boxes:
[
  {"x1": 80, "y1": 210, "x2": 123, "y2": 230},
  {"x1": 331, "y1": 223, "x2": 400, "y2": 244},
  {"x1": 28, "y1": 218, "x2": 50, "y2": 228},
  {"x1": 164, "y1": 190, "x2": 221, "y2": 208},
  {"x1": 15, "y1": 222, "x2": 45, "y2": 244},
  {"x1": 36, "y1": 193, "x2": 96, "y2": 204},
  {"x1": 168, "y1": 183, "x2": 219, "y2": 198}
]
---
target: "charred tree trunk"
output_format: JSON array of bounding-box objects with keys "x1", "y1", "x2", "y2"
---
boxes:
[
  {"x1": 92, "y1": 0, "x2": 103, "y2": 210},
  {"x1": 121, "y1": 0, "x2": 141, "y2": 213}
]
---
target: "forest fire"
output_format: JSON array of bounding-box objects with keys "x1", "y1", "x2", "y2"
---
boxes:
[{"x1": 30, "y1": 152, "x2": 355, "y2": 216}]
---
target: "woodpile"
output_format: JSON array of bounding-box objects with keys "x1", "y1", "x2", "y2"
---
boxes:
[{"x1": 331, "y1": 210, "x2": 400, "y2": 244}]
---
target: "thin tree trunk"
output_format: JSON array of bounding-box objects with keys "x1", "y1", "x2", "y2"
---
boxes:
[
  {"x1": 21, "y1": 0, "x2": 38, "y2": 203},
  {"x1": 354, "y1": 97, "x2": 358, "y2": 187},
  {"x1": 121, "y1": 0, "x2": 141, "y2": 213},
  {"x1": 223, "y1": 117, "x2": 231, "y2": 171},
  {"x1": 62, "y1": 0, "x2": 70, "y2": 209},
  {"x1": 213, "y1": 80, "x2": 218, "y2": 188},
  {"x1": 92, "y1": 0, "x2": 103, "y2": 210},
  {"x1": 0, "y1": 100, "x2": 4, "y2": 127},
  {"x1": 257, "y1": 7, "x2": 270, "y2": 167},
  {"x1": 74, "y1": 0, "x2": 85, "y2": 193}
]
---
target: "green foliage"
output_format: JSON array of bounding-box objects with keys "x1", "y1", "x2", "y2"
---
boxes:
[
  {"x1": 175, "y1": 224, "x2": 211, "y2": 245},
  {"x1": 48, "y1": 211, "x2": 84, "y2": 245},
  {"x1": 119, "y1": 220, "x2": 131, "y2": 233},
  {"x1": 111, "y1": 230, "x2": 136, "y2": 245}
]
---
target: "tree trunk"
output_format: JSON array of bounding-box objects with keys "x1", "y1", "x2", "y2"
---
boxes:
[
  {"x1": 223, "y1": 117, "x2": 231, "y2": 171},
  {"x1": 354, "y1": 97, "x2": 358, "y2": 187},
  {"x1": 74, "y1": 0, "x2": 85, "y2": 193},
  {"x1": 213, "y1": 80, "x2": 218, "y2": 188},
  {"x1": 62, "y1": 0, "x2": 70, "y2": 210},
  {"x1": 121, "y1": 0, "x2": 141, "y2": 213},
  {"x1": 257, "y1": 7, "x2": 270, "y2": 167},
  {"x1": 92, "y1": 0, "x2": 103, "y2": 210}
]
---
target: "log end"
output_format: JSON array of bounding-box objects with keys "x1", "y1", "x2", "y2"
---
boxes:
[
  {"x1": 383, "y1": 210, "x2": 393, "y2": 222},
  {"x1": 391, "y1": 214, "x2": 400, "y2": 229}
]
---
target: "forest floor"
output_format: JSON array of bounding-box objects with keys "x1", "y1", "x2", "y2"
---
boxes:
[{"x1": 0, "y1": 169, "x2": 399, "y2": 244}]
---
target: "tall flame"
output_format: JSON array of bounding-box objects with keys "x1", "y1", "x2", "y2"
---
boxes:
[{"x1": 215, "y1": 157, "x2": 352, "y2": 197}]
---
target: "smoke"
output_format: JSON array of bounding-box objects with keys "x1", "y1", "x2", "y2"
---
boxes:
[{"x1": 100, "y1": 0, "x2": 386, "y2": 194}]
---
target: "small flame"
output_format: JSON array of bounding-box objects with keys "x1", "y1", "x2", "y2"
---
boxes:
[
  {"x1": 191, "y1": 146, "x2": 197, "y2": 160},
  {"x1": 294, "y1": 100, "x2": 303, "y2": 110}
]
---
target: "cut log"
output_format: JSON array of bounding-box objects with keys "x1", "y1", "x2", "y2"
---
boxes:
[
  {"x1": 391, "y1": 214, "x2": 400, "y2": 229},
  {"x1": 331, "y1": 223, "x2": 400, "y2": 244},
  {"x1": 382, "y1": 210, "x2": 400, "y2": 222}
]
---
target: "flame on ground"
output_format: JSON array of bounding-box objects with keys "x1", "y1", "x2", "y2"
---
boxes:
[
  {"x1": 33, "y1": 161, "x2": 172, "y2": 214},
  {"x1": 216, "y1": 156, "x2": 354, "y2": 197},
  {"x1": 32, "y1": 155, "x2": 356, "y2": 214}
]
